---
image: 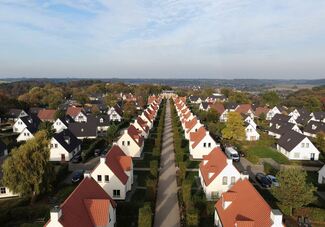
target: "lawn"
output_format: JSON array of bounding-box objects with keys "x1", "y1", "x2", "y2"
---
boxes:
[{"x1": 247, "y1": 145, "x2": 290, "y2": 164}]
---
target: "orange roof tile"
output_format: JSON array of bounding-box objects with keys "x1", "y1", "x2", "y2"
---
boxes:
[
  {"x1": 199, "y1": 147, "x2": 227, "y2": 186},
  {"x1": 255, "y1": 107, "x2": 270, "y2": 117},
  {"x1": 185, "y1": 117, "x2": 198, "y2": 133},
  {"x1": 38, "y1": 109, "x2": 56, "y2": 121},
  {"x1": 66, "y1": 107, "x2": 83, "y2": 118},
  {"x1": 84, "y1": 199, "x2": 110, "y2": 226},
  {"x1": 210, "y1": 103, "x2": 225, "y2": 114},
  {"x1": 190, "y1": 126, "x2": 207, "y2": 149},
  {"x1": 235, "y1": 104, "x2": 252, "y2": 114},
  {"x1": 215, "y1": 179, "x2": 272, "y2": 227}
]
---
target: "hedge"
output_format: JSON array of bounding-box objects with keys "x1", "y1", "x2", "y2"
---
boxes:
[
  {"x1": 138, "y1": 202, "x2": 152, "y2": 227},
  {"x1": 294, "y1": 207, "x2": 325, "y2": 222},
  {"x1": 81, "y1": 139, "x2": 106, "y2": 162}
]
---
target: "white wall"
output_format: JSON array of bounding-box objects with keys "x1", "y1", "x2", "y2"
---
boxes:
[
  {"x1": 190, "y1": 135, "x2": 218, "y2": 159},
  {"x1": 117, "y1": 133, "x2": 143, "y2": 158},
  {"x1": 318, "y1": 166, "x2": 325, "y2": 184},
  {"x1": 16, "y1": 128, "x2": 34, "y2": 142},
  {"x1": 277, "y1": 138, "x2": 320, "y2": 160}
]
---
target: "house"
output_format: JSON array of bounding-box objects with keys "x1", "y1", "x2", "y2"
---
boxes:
[
  {"x1": 206, "y1": 94, "x2": 226, "y2": 103},
  {"x1": 132, "y1": 116, "x2": 150, "y2": 138},
  {"x1": 254, "y1": 106, "x2": 270, "y2": 119},
  {"x1": 244, "y1": 115, "x2": 257, "y2": 129},
  {"x1": 49, "y1": 129, "x2": 81, "y2": 162},
  {"x1": 141, "y1": 110, "x2": 154, "y2": 129},
  {"x1": 296, "y1": 114, "x2": 312, "y2": 127},
  {"x1": 245, "y1": 122, "x2": 260, "y2": 141},
  {"x1": 214, "y1": 179, "x2": 283, "y2": 227},
  {"x1": 0, "y1": 140, "x2": 8, "y2": 156},
  {"x1": 266, "y1": 106, "x2": 286, "y2": 121},
  {"x1": 66, "y1": 107, "x2": 87, "y2": 123},
  {"x1": 91, "y1": 145, "x2": 133, "y2": 200},
  {"x1": 277, "y1": 130, "x2": 320, "y2": 160},
  {"x1": 117, "y1": 125, "x2": 144, "y2": 158},
  {"x1": 68, "y1": 122, "x2": 97, "y2": 139},
  {"x1": 38, "y1": 109, "x2": 56, "y2": 122},
  {"x1": 235, "y1": 104, "x2": 255, "y2": 118},
  {"x1": 219, "y1": 103, "x2": 238, "y2": 122},
  {"x1": 184, "y1": 117, "x2": 202, "y2": 140},
  {"x1": 87, "y1": 115, "x2": 111, "y2": 135},
  {"x1": 189, "y1": 126, "x2": 219, "y2": 159},
  {"x1": 304, "y1": 120, "x2": 325, "y2": 138},
  {"x1": 199, "y1": 147, "x2": 247, "y2": 200},
  {"x1": 318, "y1": 165, "x2": 325, "y2": 184},
  {"x1": 269, "y1": 113, "x2": 296, "y2": 127},
  {"x1": 52, "y1": 115, "x2": 74, "y2": 133},
  {"x1": 15, "y1": 115, "x2": 41, "y2": 142},
  {"x1": 268, "y1": 122, "x2": 302, "y2": 139},
  {"x1": 210, "y1": 103, "x2": 225, "y2": 117},
  {"x1": 7, "y1": 109, "x2": 28, "y2": 122},
  {"x1": 289, "y1": 108, "x2": 310, "y2": 121},
  {"x1": 309, "y1": 111, "x2": 325, "y2": 123},
  {"x1": 0, "y1": 157, "x2": 19, "y2": 198},
  {"x1": 45, "y1": 176, "x2": 116, "y2": 227},
  {"x1": 189, "y1": 96, "x2": 202, "y2": 104},
  {"x1": 29, "y1": 107, "x2": 43, "y2": 115},
  {"x1": 107, "y1": 105, "x2": 123, "y2": 122},
  {"x1": 199, "y1": 102, "x2": 211, "y2": 111}
]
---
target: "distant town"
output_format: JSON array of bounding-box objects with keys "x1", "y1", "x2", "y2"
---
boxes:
[{"x1": 0, "y1": 79, "x2": 324, "y2": 226}]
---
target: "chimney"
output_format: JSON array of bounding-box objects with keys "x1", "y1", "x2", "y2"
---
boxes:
[
  {"x1": 50, "y1": 206, "x2": 62, "y2": 222},
  {"x1": 100, "y1": 155, "x2": 106, "y2": 164},
  {"x1": 240, "y1": 171, "x2": 249, "y2": 180},
  {"x1": 270, "y1": 209, "x2": 283, "y2": 227},
  {"x1": 64, "y1": 136, "x2": 70, "y2": 144},
  {"x1": 226, "y1": 158, "x2": 233, "y2": 165},
  {"x1": 84, "y1": 171, "x2": 91, "y2": 178}
]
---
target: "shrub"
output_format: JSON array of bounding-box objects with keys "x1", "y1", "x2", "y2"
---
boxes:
[
  {"x1": 294, "y1": 207, "x2": 325, "y2": 222},
  {"x1": 149, "y1": 160, "x2": 158, "y2": 178},
  {"x1": 186, "y1": 208, "x2": 199, "y2": 227},
  {"x1": 138, "y1": 202, "x2": 152, "y2": 227},
  {"x1": 263, "y1": 162, "x2": 278, "y2": 176},
  {"x1": 54, "y1": 164, "x2": 69, "y2": 185},
  {"x1": 146, "y1": 179, "x2": 157, "y2": 201},
  {"x1": 178, "y1": 162, "x2": 186, "y2": 184},
  {"x1": 182, "y1": 180, "x2": 192, "y2": 208}
]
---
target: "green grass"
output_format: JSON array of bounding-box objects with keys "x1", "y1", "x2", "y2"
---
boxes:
[{"x1": 248, "y1": 145, "x2": 290, "y2": 164}]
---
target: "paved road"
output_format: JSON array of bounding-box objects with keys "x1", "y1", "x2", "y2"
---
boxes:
[{"x1": 154, "y1": 99, "x2": 180, "y2": 227}]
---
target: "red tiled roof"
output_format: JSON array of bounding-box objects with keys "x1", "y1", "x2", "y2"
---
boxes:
[
  {"x1": 84, "y1": 199, "x2": 110, "y2": 226},
  {"x1": 199, "y1": 147, "x2": 227, "y2": 186},
  {"x1": 255, "y1": 107, "x2": 270, "y2": 117},
  {"x1": 67, "y1": 107, "x2": 83, "y2": 118},
  {"x1": 185, "y1": 117, "x2": 198, "y2": 133},
  {"x1": 128, "y1": 125, "x2": 144, "y2": 147},
  {"x1": 136, "y1": 116, "x2": 149, "y2": 133},
  {"x1": 47, "y1": 177, "x2": 116, "y2": 227},
  {"x1": 235, "y1": 104, "x2": 252, "y2": 114},
  {"x1": 210, "y1": 103, "x2": 225, "y2": 114},
  {"x1": 190, "y1": 126, "x2": 207, "y2": 149},
  {"x1": 37, "y1": 109, "x2": 56, "y2": 121},
  {"x1": 147, "y1": 96, "x2": 156, "y2": 105},
  {"x1": 105, "y1": 145, "x2": 131, "y2": 184},
  {"x1": 215, "y1": 179, "x2": 272, "y2": 227}
]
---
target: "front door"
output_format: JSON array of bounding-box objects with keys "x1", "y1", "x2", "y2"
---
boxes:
[
  {"x1": 61, "y1": 154, "x2": 66, "y2": 162},
  {"x1": 310, "y1": 153, "x2": 315, "y2": 161}
]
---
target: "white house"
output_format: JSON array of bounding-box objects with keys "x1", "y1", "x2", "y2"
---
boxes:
[
  {"x1": 268, "y1": 122, "x2": 302, "y2": 139},
  {"x1": 45, "y1": 176, "x2": 116, "y2": 227},
  {"x1": 184, "y1": 117, "x2": 202, "y2": 140},
  {"x1": 199, "y1": 147, "x2": 247, "y2": 200},
  {"x1": 141, "y1": 110, "x2": 154, "y2": 129},
  {"x1": 199, "y1": 102, "x2": 211, "y2": 111},
  {"x1": 304, "y1": 120, "x2": 325, "y2": 138},
  {"x1": 309, "y1": 111, "x2": 325, "y2": 123},
  {"x1": 189, "y1": 126, "x2": 219, "y2": 159},
  {"x1": 266, "y1": 106, "x2": 284, "y2": 121},
  {"x1": 189, "y1": 96, "x2": 202, "y2": 104},
  {"x1": 244, "y1": 115, "x2": 257, "y2": 129},
  {"x1": 107, "y1": 105, "x2": 123, "y2": 122},
  {"x1": 219, "y1": 109, "x2": 229, "y2": 122},
  {"x1": 269, "y1": 114, "x2": 297, "y2": 127},
  {"x1": 66, "y1": 107, "x2": 87, "y2": 123},
  {"x1": 13, "y1": 117, "x2": 29, "y2": 133},
  {"x1": 91, "y1": 145, "x2": 133, "y2": 200},
  {"x1": 7, "y1": 109, "x2": 28, "y2": 122},
  {"x1": 277, "y1": 130, "x2": 320, "y2": 160},
  {"x1": 132, "y1": 116, "x2": 149, "y2": 138},
  {"x1": 16, "y1": 127, "x2": 37, "y2": 142},
  {"x1": 245, "y1": 123, "x2": 260, "y2": 141},
  {"x1": 49, "y1": 130, "x2": 81, "y2": 162},
  {"x1": 52, "y1": 116, "x2": 74, "y2": 133},
  {"x1": 117, "y1": 125, "x2": 144, "y2": 158},
  {"x1": 214, "y1": 179, "x2": 283, "y2": 227},
  {"x1": 318, "y1": 165, "x2": 325, "y2": 184}
]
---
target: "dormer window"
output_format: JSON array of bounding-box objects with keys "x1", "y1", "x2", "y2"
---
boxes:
[
  {"x1": 312, "y1": 125, "x2": 317, "y2": 130},
  {"x1": 222, "y1": 176, "x2": 227, "y2": 185},
  {"x1": 100, "y1": 118, "x2": 103, "y2": 123}
]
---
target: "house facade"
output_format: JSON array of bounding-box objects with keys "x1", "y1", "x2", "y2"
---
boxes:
[{"x1": 117, "y1": 125, "x2": 144, "y2": 158}]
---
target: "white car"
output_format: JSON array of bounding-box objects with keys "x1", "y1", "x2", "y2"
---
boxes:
[{"x1": 266, "y1": 175, "x2": 279, "y2": 187}]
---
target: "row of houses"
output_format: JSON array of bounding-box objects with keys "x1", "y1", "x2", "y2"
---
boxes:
[
  {"x1": 174, "y1": 97, "x2": 284, "y2": 227},
  {"x1": 45, "y1": 96, "x2": 162, "y2": 227}
]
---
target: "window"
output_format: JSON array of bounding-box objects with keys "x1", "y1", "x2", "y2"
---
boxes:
[
  {"x1": 0, "y1": 187, "x2": 6, "y2": 194},
  {"x1": 113, "y1": 190, "x2": 120, "y2": 198},
  {"x1": 222, "y1": 177, "x2": 227, "y2": 185},
  {"x1": 122, "y1": 141, "x2": 125, "y2": 146},
  {"x1": 294, "y1": 153, "x2": 300, "y2": 158},
  {"x1": 105, "y1": 175, "x2": 109, "y2": 182},
  {"x1": 55, "y1": 144, "x2": 58, "y2": 148},
  {"x1": 203, "y1": 143, "x2": 206, "y2": 148},
  {"x1": 100, "y1": 118, "x2": 103, "y2": 123},
  {"x1": 50, "y1": 144, "x2": 53, "y2": 148},
  {"x1": 306, "y1": 143, "x2": 309, "y2": 148},
  {"x1": 208, "y1": 143, "x2": 211, "y2": 148},
  {"x1": 127, "y1": 141, "x2": 130, "y2": 146},
  {"x1": 97, "y1": 175, "x2": 102, "y2": 182},
  {"x1": 231, "y1": 177, "x2": 236, "y2": 185},
  {"x1": 301, "y1": 143, "x2": 305, "y2": 148}
]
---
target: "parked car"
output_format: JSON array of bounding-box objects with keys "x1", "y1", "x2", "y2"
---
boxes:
[
  {"x1": 225, "y1": 147, "x2": 240, "y2": 162},
  {"x1": 71, "y1": 170, "x2": 85, "y2": 183},
  {"x1": 255, "y1": 173, "x2": 272, "y2": 188},
  {"x1": 94, "y1": 149, "x2": 101, "y2": 156},
  {"x1": 266, "y1": 175, "x2": 279, "y2": 187},
  {"x1": 71, "y1": 154, "x2": 82, "y2": 163}
]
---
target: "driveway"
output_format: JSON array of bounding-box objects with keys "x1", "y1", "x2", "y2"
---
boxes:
[{"x1": 154, "y1": 99, "x2": 180, "y2": 227}]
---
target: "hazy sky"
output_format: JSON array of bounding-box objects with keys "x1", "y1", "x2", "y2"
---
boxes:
[{"x1": 1, "y1": 0, "x2": 325, "y2": 79}]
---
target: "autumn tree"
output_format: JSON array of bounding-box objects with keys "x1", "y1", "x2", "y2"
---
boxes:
[
  {"x1": 2, "y1": 130, "x2": 54, "y2": 204},
  {"x1": 123, "y1": 101, "x2": 137, "y2": 121},
  {"x1": 103, "y1": 93, "x2": 118, "y2": 107},
  {"x1": 262, "y1": 91, "x2": 280, "y2": 106},
  {"x1": 272, "y1": 168, "x2": 316, "y2": 216},
  {"x1": 314, "y1": 132, "x2": 325, "y2": 155},
  {"x1": 222, "y1": 112, "x2": 245, "y2": 141},
  {"x1": 107, "y1": 124, "x2": 119, "y2": 145},
  {"x1": 228, "y1": 92, "x2": 250, "y2": 104}
]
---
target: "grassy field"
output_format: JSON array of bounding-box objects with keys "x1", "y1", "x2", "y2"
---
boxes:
[{"x1": 247, "y1": 145, "x2": 289, "y2": 164}]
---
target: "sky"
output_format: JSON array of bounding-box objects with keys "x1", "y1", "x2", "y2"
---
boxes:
[{"x1": 0, "y1": 0, "x2": 325, "y2": 79}]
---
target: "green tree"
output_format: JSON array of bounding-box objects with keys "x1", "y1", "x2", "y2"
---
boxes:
[
  {"x1": 314, "y1": 132, "x2": 325, "y2": 155},
  {"x1": 103, "y1": 93, "x2": 118, "y2": 107},
  {"x1": 272, "y1": 168, "x2": 316, "y2": 216},
  {"x1": 123, "y1": 101, "x2": 137, "y2": 121},
  {"x1": 222, "y1": 112, "x2": 245, "y2": 141},
  {"x1": 138, "y1": 202, "x2": 152, "y2": 227},
  {"x1": 107, "y1": 124, "x2": 119, "y2": 145},
  {"x1": 2, "y1": 130, "x2": 53, "y2": 204},
  {"x1": 228, "y1": 92, "x2": 250, "y2": 104},
  {"x1": 38, "y1": 121, "x2": 55, "y2": 138},
  {"x1": 262, "y1": 91, "x2": 280, "y2": 106},
  {"x1": 206, "y1": 109, "x2": 219, "y2": 123}
]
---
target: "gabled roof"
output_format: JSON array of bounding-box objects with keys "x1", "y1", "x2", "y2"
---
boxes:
[
  {"x1": 38, "y1": 109, "x2": 56, "y2": 121},
  {"x1": 254, "y1": 107, "x2": 270, "y2": 117},
  {"x1": 200, "y1": 102, "x2": 210, "y2": 110},
  {"x1": 127, "y1": 125, "x2": 144, "y2": 147},
  {"x1": 270, "y1": 114, "x2": 291, "y2": 124},
  {"x1": 19, "y1": 115, "x2": 41, "y2": 133},
  {"x1": 46, "y1": 177, "x2": 116, "y2": 227},
  {"x1": 225, "y1": 102, "x2": 238, "y2": 110},
  {"x1": 189, "y1": 96, "x2": 200, "y2": 101},
  {"x1": 68, "y1": 122, "x2": 97, "y2": 138},
  {"x1": 210, "y1": 103, "x2": 225, "y2": 114},
  {"x1": 57, "y1": 115, "x2": 74, "y2": 127},
  {"x1": 190, "y1": 126, "x2": 207, "y2": 149},
  {"x1": 199, "y1": 147, "x2": 228, "y2": 186},
  {"x1": 29, "y1": 107, "x2": 43, "y2": 115},
  {"x1": 66, "y1": 107, "x2": 84, "y2": 118},
  {"x1": 53, "y1": 129, "x2": 81, "y2": 153},
  {"x1": 313, "y1": 111, "x2": 325, "y2": 121},
  {"x1": 87, "y1": 115, "x2": 110, "y2": 127},
  {"x1": 235, "y1": 104, "x2": 252, "y2": 114},
  {"x1": 136, "y1": 116, "x2": 149, "y2": 133},
  {"x1": 104, "y1": 145, "x2": 132, "y2": 185},
  {"x1": 7, "y1": 108, "x2": 25, "y2": 118},
  {"x1": 278, "y1": 130, "x2": 306, "y2": 151},
  {"x1": 304, "y1": 120, "x2": 325, "y2": 135},
  {"x1": 296, "y1": 114, "x2": 312, "y2": 126},
  {"x1": 268, "y1": 121, "x2": 296, "y2": 136},
  {"x1": 215, "y1": 179, "x2": 272, "y2": 227},
  {"x1": 185, "y1": 117, "x2": 198, "y2": 133},
  {"x1": 113, "y1": 104, "x2": 123, "y2": 117}
]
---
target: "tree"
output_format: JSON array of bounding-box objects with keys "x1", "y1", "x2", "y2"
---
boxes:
[
  {"x1": 103, "y1": 93, "x2": 118, "y2": 107},
  {"x1": 107, "y1": 124, "x2": 119, "y2": 145},
  {"x1": 138, "y1": 202, "x2": 152, "y2": 227},
  {"x1": 262, "y1": 91, "x2": 280, "y2": 106},
  {"x1": 38, "y1": 121, "x2": 55, "y2": 138},
  {"x1": 123, "y1": 101, "x2": 137, "y2": 121},
  {"x1": 228, "y1": 92, "x2": 250, "y2": 104},
  {"x1": 272, "y1": 168, "x2": 316, "y2": 216},
  {"x1": 206, "y1": 109, "x2": 219, "y2": 123},
  {"x1": 314, "y1": 132, "x2": 325, "y2": 155},
  {"x1": 2, "y1": 130, "x2": 54, "y2": 204},
  {"x1": 222, "y1": 112, "x2": 245, "y2": 141}
]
